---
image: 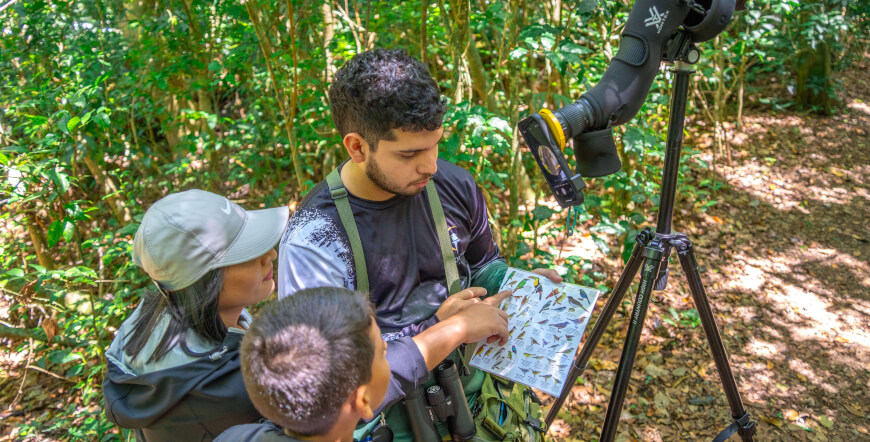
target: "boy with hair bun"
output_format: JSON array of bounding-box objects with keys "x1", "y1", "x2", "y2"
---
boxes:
[{"x1": 218, "y1": 287, "x2": 510, "y2": 441}]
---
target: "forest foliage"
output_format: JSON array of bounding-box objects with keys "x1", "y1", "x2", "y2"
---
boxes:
[{"x1": 1, "y1": 0, "x2": 868, "y2": 439}]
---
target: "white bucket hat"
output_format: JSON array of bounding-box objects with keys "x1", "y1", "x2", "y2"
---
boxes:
[{"x1": 132, "y1": 189, "x2": 290, "y2": 291}]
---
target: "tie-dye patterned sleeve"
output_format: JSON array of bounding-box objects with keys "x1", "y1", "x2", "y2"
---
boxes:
[{"x1": 277, "y1": 206, "x2": 355, "y2": 299}]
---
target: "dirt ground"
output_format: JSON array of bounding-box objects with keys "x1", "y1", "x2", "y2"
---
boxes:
[{"x1": 545, "y1": 60, "x2": 870, "y2": 441}]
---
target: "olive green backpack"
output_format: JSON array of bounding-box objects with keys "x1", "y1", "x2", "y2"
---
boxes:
[{"x1": 471, "y1": 374, "x2": 547, "y2": 441}]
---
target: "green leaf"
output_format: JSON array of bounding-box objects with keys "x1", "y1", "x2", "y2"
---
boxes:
[
  {"x1": 117, "y1": 222, "x2": 140, "y2": 237},
  {"x1": 67, "y1": 116, "x2": 81, "y2": 132},
  {"x1": 509, "y1": 47, "x2": 528, "y2": 59},
  {"x1": 576, "y1": 0, "x2": 598, "y2": 14},
  {"x1": 540, "y1": 33, "x2": 556, "y2": 49},
  {"x1": 532, "y1": 205, "x2": 557, "y2": 221},
  {"x1": 47, "y1": 220, "x2": 64, "y2": 248},
  {"x1": 4, "y1": 268, "x2": 24, "y2": 277},
  {"x1": 206, "y1": 113, "x2": 218, "y2": 130},
  {"x1": 208, "y1": 60, "x2": 221, "y2": 71},
  {"x1": 630, "y1": 193, "x2": 647, "y2": 203},
  {"x1": 47, "y1": 350, "x2": 83, "y2": 365},
  {"x1": 95, "y1": 71, "x2": 110, "y2": 86},
  {"x1": 62, "y1": 219, "x2": 75, "y2": 242},
  {"x1": 80, "y1": 110, "x2": 94, "y2": 126},
  {"x1": 26, "y1": 115, "x2": 48, "y2": 126},
  {"x1": 486, "y1": 117, "x2": 511, "y2": 135},
  {"x1": 515, "y1": 241, "x2": 531, "y2": 257},
  {"x1": 94, "y1": 112, "x2": 111, "y2": 129},
  {"x1": 592, "y1": 236, "x2": 610, "y2": 255},
  {"x1": 48, "y1": 169, "x2": 70, "y2": 193},
  {"x1": 56, "y1": 114, "x2": 71, "y2": 135},
  {"x1": 819, "y1": 415, "x2": 833, "y2": 428}
]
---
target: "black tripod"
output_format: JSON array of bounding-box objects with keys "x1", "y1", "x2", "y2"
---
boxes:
[{"x1": 545, "y1": 33, "x2": 757, "y2": 442}]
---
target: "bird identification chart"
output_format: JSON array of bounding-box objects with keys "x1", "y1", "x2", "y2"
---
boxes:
[{"x1": 469, "y1": 268, "x2": 602, "y2": 396}]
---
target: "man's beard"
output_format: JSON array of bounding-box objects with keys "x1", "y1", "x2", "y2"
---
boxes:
[{"x1": 366, "y1": 155, "x2": 430, "y2": 197}]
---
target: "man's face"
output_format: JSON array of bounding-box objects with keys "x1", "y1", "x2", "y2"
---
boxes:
[
  {"x1": 365, "y1": 127, "x2": 443, "y2": 197},
  {"x1": 366, "y1": 318, "x2": 391, "y2": 411}
]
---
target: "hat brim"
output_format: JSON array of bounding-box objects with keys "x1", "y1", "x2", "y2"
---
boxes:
[{"x1": 217, "y1": 205, "x2": 290, "y2": 267}]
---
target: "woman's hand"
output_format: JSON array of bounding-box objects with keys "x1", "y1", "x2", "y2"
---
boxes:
[{"x1": 532, "y1": 267, "x2": 563, "y2": 284}]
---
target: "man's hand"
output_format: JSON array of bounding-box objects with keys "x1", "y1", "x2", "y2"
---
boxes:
[
  {"x1": 450, "y1": 290, "x2": 511, "y2": 346},
  {"x1": 532, "y1": 267, "x2": 563, "y2": 284},
  {"x1": 435, "y1": 287, "x2": 488, "y2": 321},
  {"x1": 413, "y1": 291, "x2": 510, "y2": 370}
]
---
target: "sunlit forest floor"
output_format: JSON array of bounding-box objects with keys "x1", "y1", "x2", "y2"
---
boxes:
[{"x1": 545, "y1": 59, "x2": 870, "y2": 441}]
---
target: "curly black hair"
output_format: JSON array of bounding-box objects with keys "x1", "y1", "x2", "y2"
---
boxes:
[{"x1": 328, "y1": 48, "x2": 447, "y2": 150}]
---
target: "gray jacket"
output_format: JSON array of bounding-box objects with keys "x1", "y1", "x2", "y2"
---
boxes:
[{"x1": 102, "y1": 306, "x2": 261, "y2": 441}]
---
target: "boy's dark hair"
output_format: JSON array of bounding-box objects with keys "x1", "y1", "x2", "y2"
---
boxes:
[
  {"x1": 241, "y1": 287, "x2": 376, "y2": 436},
  {"x1": 328, "y1": 48, "x2": 447, "y2": 150}
]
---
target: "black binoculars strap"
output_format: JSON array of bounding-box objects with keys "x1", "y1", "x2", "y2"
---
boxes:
[{"x1": 325, "y1": 167, "x2": 460, "y2": 296}]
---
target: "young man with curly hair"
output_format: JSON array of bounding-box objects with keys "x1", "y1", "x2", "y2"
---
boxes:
[{"x1": 278, "y1": 49, "x2": 559, "y2": 440}]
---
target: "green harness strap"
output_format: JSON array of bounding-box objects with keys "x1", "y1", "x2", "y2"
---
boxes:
[
  {"x1": 325, "y1": 167, "x2": 460, "y2": 295},
  {"x1": 426, "y1": 178, "x2": 462, "y2": 295}
]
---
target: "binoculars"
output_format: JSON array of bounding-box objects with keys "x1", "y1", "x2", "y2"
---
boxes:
[{"x1": 404, "y1": 360, "x2": 476, "y2": 441}]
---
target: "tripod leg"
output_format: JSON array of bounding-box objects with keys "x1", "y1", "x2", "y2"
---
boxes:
[
  {"x1": 673, "y1": 235, "x2": 756, "y2": 441},
  {"x1": 599, "y1": 239, "x2": 667, "y2": 442},
  {"x1": 545, "y1": 229, "x2": 653, "y2": 428}
]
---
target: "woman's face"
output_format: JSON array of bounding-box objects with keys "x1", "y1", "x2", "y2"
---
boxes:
[{"x1": 218, "y1": 248, "x2": 278, "y2": 316}]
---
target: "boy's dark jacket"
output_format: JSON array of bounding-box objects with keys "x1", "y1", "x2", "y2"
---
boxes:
[
  {"x1": 103, "y1": 306, "x2": 429, "y2": 441},
  {"x1": 102, "y1": 307, "x2": 261, "y2": 441},
  {"x1": 215, "y1": 421, "x2": 301, "y2": 441}
]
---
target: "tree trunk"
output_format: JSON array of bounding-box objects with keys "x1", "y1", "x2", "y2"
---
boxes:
[
  {"x1": 466, "y1": 35, "x2": 496, "y2": 111},
  {"x1": 81, "y1": 154, "x2": 132, "y2": 223},
  {"x1": 447, "y1": 0, "x2": 470, "y2": 102},
  {"x1": 24, "y1": 211, "x2": 54, "y2": 271}
]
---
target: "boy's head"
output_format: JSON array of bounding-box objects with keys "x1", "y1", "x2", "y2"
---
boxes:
[
  {"x1": 241, "y1": 288, "x2": 390, "y2": 437},
  {"x1": 329, "y1": 49, "x2": 447, "y2": 198}
]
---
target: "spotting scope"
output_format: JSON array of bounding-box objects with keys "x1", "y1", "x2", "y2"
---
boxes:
[{"x1": 519, "y1": 0, "x2": 745, "y2": 207}]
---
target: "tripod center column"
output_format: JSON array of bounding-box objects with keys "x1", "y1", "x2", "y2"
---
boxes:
[{"x1": 655, "y1": 60, "x2": 695, "y2": 235}]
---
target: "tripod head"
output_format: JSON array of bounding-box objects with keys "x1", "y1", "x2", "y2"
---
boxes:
[{"x1": 519, "y1": 0, "x2": 740, "y2": 207}]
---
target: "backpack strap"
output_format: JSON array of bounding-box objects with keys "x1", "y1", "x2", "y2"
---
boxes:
[
  {"x1": 426, "y1": 180, "x2": 461, "y2": 295},
  {"x1": 326, "y1": 168, "x2": 370, "y2": 293},
  {"x1": 325, "y1": 166, "x2": 460, "y2": 296}
]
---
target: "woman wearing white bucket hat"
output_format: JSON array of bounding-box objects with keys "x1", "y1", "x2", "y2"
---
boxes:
[{"x1": 102, "y1": 189, "x2": 289, "y2": 441}]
